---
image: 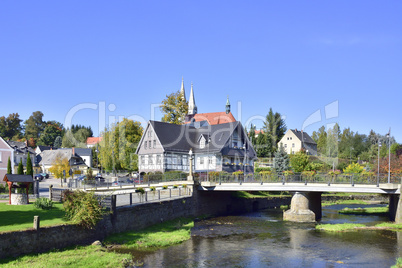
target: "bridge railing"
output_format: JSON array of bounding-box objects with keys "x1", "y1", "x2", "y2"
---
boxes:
[{"x1": 204, "y1": 172, "x2": 402, "y2": 187}]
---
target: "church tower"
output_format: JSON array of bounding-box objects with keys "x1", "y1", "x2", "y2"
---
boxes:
[
  {"x1": 188, "y1": 83, "x2": 197, "y2": 115},
  {"x1": 180, "y1": 77, "x2": 186, "y2": 101},
  {"x1": 226, "y1": 96, "x2": 231, "y2": 114}
]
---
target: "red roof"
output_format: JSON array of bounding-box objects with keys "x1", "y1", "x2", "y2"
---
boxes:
[
  {"x1": 187, "y1": 112, "x2": 236, "y2": 125},
  {"x1": 86, "y1": 137, "x2": 102, "y2": 145}
]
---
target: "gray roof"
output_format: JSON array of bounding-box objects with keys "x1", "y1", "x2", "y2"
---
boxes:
[
  {"x1": 3, "y1": 174, "x2": 33, "y2": 183},
  {"x1": 141, "y1": 120, "x2": 257, "y2": 158},
  {"x1": 291, "y1": 129, "x2": 317, "y2": 145},
  {"x1": 37, "y1": 145, "x2": 58, "y2": 152},
  {"x1": 73, "y1": 148, "x2": 92, "y2": 157},
  {"x1": 7, "y1": 141, "x2": 35, "y2": 155}
]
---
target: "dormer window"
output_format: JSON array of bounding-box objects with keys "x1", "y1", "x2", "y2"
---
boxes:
[{"x1": 200, "y1": 136, "x2": 206, "y2": 149}]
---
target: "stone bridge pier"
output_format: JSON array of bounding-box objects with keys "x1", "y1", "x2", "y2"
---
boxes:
[{"x1": 283, "y1": 192, "x2": 322, "y2": 222}]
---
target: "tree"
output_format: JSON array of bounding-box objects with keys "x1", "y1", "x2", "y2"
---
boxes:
[
  {"x1": 99, "y1": 118, "x2": 143, "y2": 172},
  {"x1": 54, "y1": 136, "x2": 62, "y2": 148},
  {"x1": 343, "y1": 163, "x2": 364, "y2": 174},
  {"x1": 263, "y1": 108, "x2": 286, "y2": 154},
  {"x1": 274, "y1": 145, "x2": 290, "y2": 173},
  {"x1": 290, "y1": 150, "x2": 309, "y2": 172},
  {"x1": 49, "y1": 153, "x2": 71, "y2": 185},
  {"x1": 255, "y1": 132, "x2": 271, "y2": 157},
  {"x1": 26, "y1": 153, "x2": 33, "y2": 177},
  {"x1": 248, "y1": 124, "x2": 257, "y2": 146},
  {"x1": 24, "y1": 111, "x2": 46, "y2": 147},
  {"x1": 0, "y1": 113, "x2": 23, "y2": 140},
  {"x1": 7, "y1": 157, "x2": 12, "y2": 174},
  {"x1": 160, "y1": 90, "x2": 188, "y2": 124},
  {"x1": 37, "y1": 121, "x2": 64, "y2": 147},
  {"x1": 17, "y1": 159, "x2": 24, "y2": 174}
]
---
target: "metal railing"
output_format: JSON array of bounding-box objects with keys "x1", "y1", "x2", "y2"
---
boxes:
[{"x1": 201, "y1": 172, "x2": 402, "y2": 187}]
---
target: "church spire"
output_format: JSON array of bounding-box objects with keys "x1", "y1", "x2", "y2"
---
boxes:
[
  {"x1": 226, "y1": 96, "x2": 231, "y2": 114},
  {"x1": 188, "y1": 82, "x2": 197, "y2": 115},
  {"x1": 180, "y1": 77, "x2": 186, "y2": 101}
]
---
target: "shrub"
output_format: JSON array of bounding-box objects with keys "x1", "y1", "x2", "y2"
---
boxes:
[
  {"x1": 34, "y1": 197, "x2": 53, "y2": 210},
  {"x1": 62, "y1": 190, "x2": 105, "y2": 229},
  {"x1": 150, "y1": 186, "x2": 156, "y2": 191},
  {"x1": 182, "y1": 184, "x2": 187, "y2": 188},
  {"x1": 255, "y1": 167, "x2": 272, "y2": 173},
  {"x1": 162, "y1": 185, "x2": 168, "y2": 190},
  {"x1": 136, "y1": 187, "x2": 145, "y2": 194},
  {"x1": 173, "y1": 184, "x2": 179, "y2": 188}
]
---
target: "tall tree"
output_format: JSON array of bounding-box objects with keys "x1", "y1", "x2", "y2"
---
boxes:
[
  {"x1": 26, "y1": 153, "x2": 33, "y2": 177},
  {"x1": 255, "y1": 132, "x2": 271, "y2": 157},
  {"x1": 0, "y1": 113, "x2": 23, "y2": 140},
  {"x1": 54, "y1": 136, "x2": 62, "y2": 148},
  {"x1": 37, "y1": 121, "x2": 64, "y2": 147},
  {"x1": 24, "y1": 111, "x2": 46, "y2": 147},
  {"x1": 274, "y1": 145, "x2": 290, "y2": 173},
  {"x1": 17, "y1": 159, "x2": 23, "y2": 174},
  {"x1": 7, "y1": 157, "x2": 12, "y2": 174},
  {"x1": 290, "y1": 150, "x2": 309, "y2": 172},
  {"x1": 160, "y1": 90, "x2": 188, "y2": 124},
  {"x1": 263, "y1": 108, "x2": 286, "y2": 154},
  {"x1": 49, "y1": 153, "x2": 71, "y2": 186},
  {"x1": 99, "y1": 118, "x2": 143, "y2": 171}
]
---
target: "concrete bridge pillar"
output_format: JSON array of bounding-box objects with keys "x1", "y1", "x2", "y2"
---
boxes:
[
  {"x1": 283, "y1": 192, "x2": 322, "y2": 222},
  {"x1": 389, "y1": 194, "x2": 399, "y2": 222}
]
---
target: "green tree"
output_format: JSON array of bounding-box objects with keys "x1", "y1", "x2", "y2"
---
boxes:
[
  {"x1": 37, "y1": 121, "x2": 64, "y2": 147},
  {"x1": 54, "y1": 136, "x2": 62, "y2": 148},
  {"x1": 0, "y1": 113, "x2": 23, "y2": 140},
  {"x1": 26, "y1": 153, "x2": 33, "y2": 177},
  {"x1": 17, "y1": 159, "x2": 23, "y2": 174},
  {"x1": 99, "y1": 118, "x2": 143, "y2": 172},
  {"x1": 24, "y1": 111, "x2": 46, "y2": 147},
  {"x1": 274, "y1": 145, "x2": 290, "y2": 173},
  {"x1": 263, "y1": 108, "x2": 286, "y2": 154},
  {"x1": 343, "y1": 163, "x2": 364, "y2": 174},
  {"x1": 160, "y1": 90, "x2": 188, "y2": 124},
  {"x1": 255, "y1": 132, "x2": 271, "y2": 157},
  {"x1": 290, "y1": 150, "x2": 309, "y2": 172},
  {"x1": 7, "y1": 157, "x2": 12, "y2": 174},
  {"x1": 316, "y1": 126, "x2": 327, "y2": 155}
]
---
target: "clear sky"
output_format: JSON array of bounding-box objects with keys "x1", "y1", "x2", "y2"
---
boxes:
[{"x1": 1, "y1": 1, "x2": 401, "y2": 141}]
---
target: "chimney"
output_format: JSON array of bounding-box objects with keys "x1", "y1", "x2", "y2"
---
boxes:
[
  {"x1": 295, "y1": 128, "x2": 297, "y2": 132},
  {"x1": 72, "y1": 147, "x2": 75, "y2": 155}
]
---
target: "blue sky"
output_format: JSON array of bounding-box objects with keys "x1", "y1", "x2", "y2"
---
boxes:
[{"x1": 1, "y1": 1, "x2": 401, "y2": 141}]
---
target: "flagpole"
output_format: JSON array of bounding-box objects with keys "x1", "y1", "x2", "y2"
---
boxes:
[{"x1": 387, "y1": 128, "x2": 391, "y2": 184}]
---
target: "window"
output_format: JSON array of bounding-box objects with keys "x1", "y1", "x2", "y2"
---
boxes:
[
  {"x1": 200, "y1": 157, "x2": 204, "y2": 165},
  {"x1": 0, "y1": 152, "x2": 2, "y2": 162},
  {"x1": 292, "y1": 143, "x2": 295, "y2": 148},
  {"x1": 149, "y1": 155, "x2": 153, "y2": 165},
  {"x1": 149, "y1": 141, "x2": 151, "y2": 148},
  {"x1": 284, "y1": 144, "x2": 287, "y2": 148},
  {"x1": 144, "y1": 141, "x2": 147, "y2": 149},
  {"x1": 200, "y1": 136, "x2": 205, "y2": 149},
  {"x1": 153, "y1": 140, "x2": 156, "y2": 148},
  {"x1": 287, "y1": 137, "x2": 289, "y2": 140},
  {"x1": 141, "y1": 156, "x2": 145, "y2": 164},
  {"x1": 156, "y1": 155, "x2": 161, "y2": 164}
]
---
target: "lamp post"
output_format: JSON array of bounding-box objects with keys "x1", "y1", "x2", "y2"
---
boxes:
[
  {"x1": 243, "y1": 143, "x2": 246, "y2": 176},
  {"x1": 387, "y1": 129, "x2": 391, "y2": 184},
  {"x1": 112, "y1": 150, "x2": 115, "y2": 177},
  {"x1": 207, "y1": 135, "x2": 211, "y2": 182},
  {"x1": 377, "y1": 139, "x2": 381, "y2": 186},
  {"x1": 188, "y1": 148, "x2": 193, "y2": 180}
]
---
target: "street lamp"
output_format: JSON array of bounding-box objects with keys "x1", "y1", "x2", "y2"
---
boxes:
[
  {"x1": 377, "y1": 139, "x2": 381, "y2": 186},
  {"x1": 207, "y1": 135, "x2": 211, "y2": 181},
  {"x1": 243, "y1": 143, "x2": 246, "y2": 176},
  {"x1": 387, "y1": 129, "x2": 391, "y2": 184},
  {"x1": 188, "y1": 148, "x2": 193, "y2": 180}
]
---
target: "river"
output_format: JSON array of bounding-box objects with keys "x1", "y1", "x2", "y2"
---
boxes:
[{"x1": 128, "y1": 204, "x2": 401, "y2": 267}]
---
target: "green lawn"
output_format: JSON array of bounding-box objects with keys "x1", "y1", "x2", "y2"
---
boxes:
[
  {"x1": 0, "y1": 202, "x2": 69, "y2": 232},
  {"x1": 0, "y1": 245, "x2": 134, "y2": 268},
  {"x1": 339, "y1": 206, "x2": 389, "y2": 215}
]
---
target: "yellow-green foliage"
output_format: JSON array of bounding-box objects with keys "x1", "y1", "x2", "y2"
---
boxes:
[{"x1": 343, "y1": 163, "x2": 364, "y2": 174}]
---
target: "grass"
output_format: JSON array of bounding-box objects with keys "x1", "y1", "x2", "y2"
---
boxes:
[
  {"x1": 338, "y1": 206, "x2": 388, "y2": 215},
  {"x1": 0, "y1": 245, "x2": 134, "y2": 268},
  {"x1": 232, "y1": 191, "x2": 290, "y2": 199},
  {"x1": 392, "y1": 257, "x2": 402, "y2": 268},
  {"x1": 0, "y1": 202, "x2": 69, "y2": 232},
  {"x1": 322, "y1": 199, "x2": 369, "y2": 207},
  {"x1": 316, "y1": 222, "x2": 402, "y2": 232},
  {"x1": 105, "y1": 217, "x2": 194, "y2": 250}
]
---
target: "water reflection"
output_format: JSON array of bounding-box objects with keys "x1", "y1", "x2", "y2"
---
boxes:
[{"x1": 128, "y1": 204, "x2": 401, "y2": 267}]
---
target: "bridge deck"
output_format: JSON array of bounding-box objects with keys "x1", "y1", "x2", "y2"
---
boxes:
[{"x1": 199, "y1": 182, "x2": 401, "y2": 194}]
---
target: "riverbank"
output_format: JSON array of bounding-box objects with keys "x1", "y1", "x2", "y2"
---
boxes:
[
  {"x1": 0, "y1": 217, "x2": 194, "y2": 267},
  {"x1": 316, "y1": 222, "x2": 402, "y2": 232}
]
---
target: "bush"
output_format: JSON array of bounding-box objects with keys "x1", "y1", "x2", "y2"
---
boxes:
[
  {"x1": 136, "y1": 187, "x2": 145, "y2": 194},
  {"x1": 62, "y1": 190, "x2": 105, "y2": 229},
  {"x1": 34, "y1": 197, "x2": 53, "y2": 210},
  {"x1": 255, "y1": 167, "x2": 272, "y2": 173},
  {"x1": 162, "y1": 185, "x2": 168, "y2": 190}
]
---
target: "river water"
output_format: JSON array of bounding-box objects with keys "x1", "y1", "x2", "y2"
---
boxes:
[{"x1": 129, "y1": 204, "x2": 401, "y2": 267}]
